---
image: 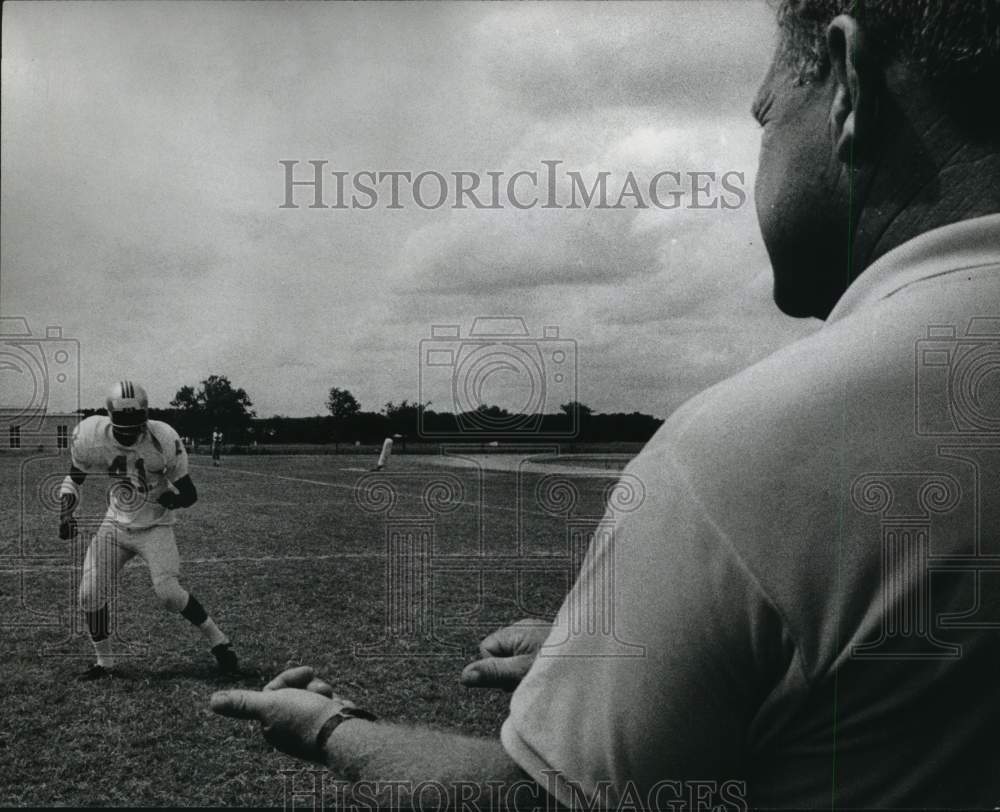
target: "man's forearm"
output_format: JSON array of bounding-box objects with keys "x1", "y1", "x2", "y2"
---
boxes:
[
  {"x1": 59, "y1": 470, "x2": 85, "y2": 519},
  {"x1": 320, "y1": 720, "x2": 550, "y2": 810},
  {"x1": 160, "y1": 475, "x2": 197, "y2": 510},
  {"x1": 60, "y1": 491, "x2": 78, "y2": 519}
]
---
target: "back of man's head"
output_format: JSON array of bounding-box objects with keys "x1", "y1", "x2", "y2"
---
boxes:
[{"x1": 774, "y1": 0, "x2": 999, "y2": 133}]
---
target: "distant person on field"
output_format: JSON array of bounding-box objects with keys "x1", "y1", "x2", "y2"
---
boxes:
[
  {"x1": 212, "y1": 2, "x2": 999, "y2": 808},
  {"x1": 211, "y1": 427, "x2": 223, "y2": 467}
]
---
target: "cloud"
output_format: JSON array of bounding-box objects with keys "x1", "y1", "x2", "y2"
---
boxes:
[
  {"x1": 2, "y1": 1, "x2": 816, "y2": 419},
  {"x1": 390, "y1": 109, "x2": 763, "y2": 295},
  {"x1": 471, "y1": 3, "x2": 777, "y2": 116}
]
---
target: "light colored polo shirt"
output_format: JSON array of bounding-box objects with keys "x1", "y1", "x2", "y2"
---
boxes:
[{"x1": 502, "y1": 215, "x2": 1000, "y2": 809}]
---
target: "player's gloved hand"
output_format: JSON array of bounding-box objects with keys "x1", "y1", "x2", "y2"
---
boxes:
[
  {"x1": 460, "y1": 618, "x2": 552, "y2": 691},
  {"x1": 157, "y1": 491, "x2": 179, "y2": 510},
  {"x1": 211, "y1": 667, "x2": 352, "y2": 763},
  {"x1": 58, "y1": 516, "x2": 78, "y2": 541}
]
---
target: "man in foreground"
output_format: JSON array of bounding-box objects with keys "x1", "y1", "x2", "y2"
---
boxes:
[
  {"x1": 211, "y1": 2, "x2": 999, "y2": 807},
  {"x1": 61, "y1": 380, "x2": 242, "y2": 679}
]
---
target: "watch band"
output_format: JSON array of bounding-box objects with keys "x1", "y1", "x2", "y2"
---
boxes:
[{"x1": 315, "y1": 706, "x2": 378, "y2": 752}]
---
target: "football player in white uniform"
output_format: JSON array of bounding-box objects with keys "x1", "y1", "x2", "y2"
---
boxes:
[{"x1": 58, "y1": 381, "x2": 241, "y2": 680}]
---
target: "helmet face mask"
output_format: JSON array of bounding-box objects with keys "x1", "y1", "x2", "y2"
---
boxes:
[{"x1": 106, "y1": 380, "x2": 149, "y2": 445}]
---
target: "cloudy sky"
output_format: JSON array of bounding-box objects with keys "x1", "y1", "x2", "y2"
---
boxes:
[{"x1": 1, "y1": 0, "x2": 818, "y2": 419}]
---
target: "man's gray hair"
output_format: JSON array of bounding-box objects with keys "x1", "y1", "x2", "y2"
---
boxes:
[{"x1": 774, "y1": 0, "x2": 1000, "y2": 81}]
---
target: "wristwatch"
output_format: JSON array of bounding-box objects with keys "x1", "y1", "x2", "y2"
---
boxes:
[{"x1": 315, "y1": 705, "x2": 378, "y2": 752}]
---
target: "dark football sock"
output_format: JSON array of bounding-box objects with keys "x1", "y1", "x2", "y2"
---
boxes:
[
  {"x1": 85, "y1": 605, "x2": 110, "y2": 642},
  {"x1": 182, "y1": 594, "x2": 228, "y2": 648},
  {"x1": 180, "y1": 594, "x2": 208, "y2": 626}
]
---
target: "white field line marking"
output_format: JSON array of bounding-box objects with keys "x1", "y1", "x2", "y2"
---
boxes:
[
  {"x1": 0, "y1": 468, "x2": 604, "y2": 573},
  {"x1": 189, "y1": 463, "x2": 560, "y2": 518},
  {"x1": 0, "y1": 554, "x2": 382, "y2": 571},
  {"x1": 1, "y1": 550, "x2": 574, "y2": 570},
  {"x1": 220, "y1": 501, "x2": 298, "y2": 506}
]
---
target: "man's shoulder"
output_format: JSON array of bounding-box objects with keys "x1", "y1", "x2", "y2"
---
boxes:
[
  {"x1": 76, "y1": 414, "x2": 109, "y2": 432},
  {"x1": 73, "y1": 415, "x2": 111, "y2": 448},
  {"x1": 147, "y1": 419, "x2": 179, "y2": 438},
  {"x1": 70, "y1": 415, "x2": 113, "y2": 468},
  {"x1": 653, "y1": 323, "x2": 860, "y2": 449},
  {"x1": 146, "y1": 420, "x2": 182, "y2": 451},
  {"x1": 636, "y1": 305, "x2": 928, "y2": 509}
]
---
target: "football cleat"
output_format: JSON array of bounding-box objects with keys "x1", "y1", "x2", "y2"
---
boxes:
[
  {"x1": 77, "y1": 663, "x2": 113, "y2": 681},
  {"x1": 212, "y1": 642, "x2": 241, "y2": 675}
]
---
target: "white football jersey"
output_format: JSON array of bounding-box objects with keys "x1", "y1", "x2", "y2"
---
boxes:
[{"x1": 71, "y1": 415, "x2": 189, "y2": 529}]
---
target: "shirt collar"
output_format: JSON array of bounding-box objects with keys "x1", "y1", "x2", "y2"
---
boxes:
[{"x1": 826, "y1": 214, "x2": 1000, "y2": 324}]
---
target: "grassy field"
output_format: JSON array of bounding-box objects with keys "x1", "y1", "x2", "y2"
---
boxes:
[{"x1": 0, "y1": 450, "x2": 629, "y2": 807}]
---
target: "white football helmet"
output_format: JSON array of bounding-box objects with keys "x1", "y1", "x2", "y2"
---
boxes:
[{"x1": 106, "y1": 380, "x2": 149, "y2": 430}]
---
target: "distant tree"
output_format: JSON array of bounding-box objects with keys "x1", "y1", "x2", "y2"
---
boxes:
[
  {"x1": 171, "y1": 375, "x2": 255, "y2": 437},
  {"x1": 170, "y1": 385, "x2": 198, "y2": 412},
  {"x1": 471, "y1": 403, "x2": 511, "y2": 422},
  {"x1": 326, "y1": 387, "x2": 361, "y2": 421},
  {"x1": 327, "y1": 387, "x2": 361, "y2": 446},
  {"x1": 559, "y1": 401, "x2": 593, "y2": 440},
  {"x1": 382, "y1": 399, "x2": 429, "y2": 436},
  {"x1": 560, "y1": 401, "x2": 593, "y2": 419}
]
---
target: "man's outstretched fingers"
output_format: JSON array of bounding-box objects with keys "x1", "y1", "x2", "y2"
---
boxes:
[
  {"x1": 211, "y1": 689, "x2": 270, "y2": 719},
  {"x1": 460, "y1": 654, "x2": 536, "y2": 691},
  {"x1": 478, "y1": 618, "x2": 551, "y2": 658},
  {"x1": 264, "y1": 666, "x2": 315, "y2": 692},
  {"x1": 306, "y1": 678, "x2": 335, "y2": 697}
]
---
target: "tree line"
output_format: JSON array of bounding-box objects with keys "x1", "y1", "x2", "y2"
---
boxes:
[{"x1": 78, "y1": 376, "x2": 664, "y2": 445}]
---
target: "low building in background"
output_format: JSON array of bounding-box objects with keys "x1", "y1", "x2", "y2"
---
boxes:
[{"x1": 0, "y1": 409, "x2": 79, "y2": 454}]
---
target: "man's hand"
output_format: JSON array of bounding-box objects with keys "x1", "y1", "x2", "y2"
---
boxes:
[
  {"x1": 157, "y1": 491, "x2": 178, "y2": 510},
  {"x1": 264, "y1": 664, "x2": 336, "y2": 697},
  {"x1": 460, "y1": 618, "x2": 552, "y2": 691},
  {"x1": 210, "y1": 666, "x2": 349, "y2": 763},
  {"x1": 58, "y1": 516, "x2": 78, "y2": 541}
]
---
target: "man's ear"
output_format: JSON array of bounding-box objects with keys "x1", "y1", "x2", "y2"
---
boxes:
[{"x1": 827, "y1": 15, "x2": 879, "y2": 163}]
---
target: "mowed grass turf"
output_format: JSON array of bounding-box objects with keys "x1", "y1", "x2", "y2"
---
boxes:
[{"x1": 0, "y1": 451, "x2": 622, "y2": 806}]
